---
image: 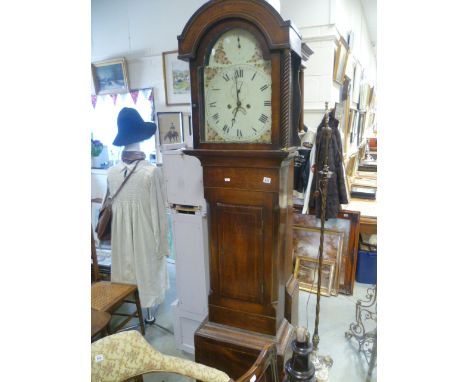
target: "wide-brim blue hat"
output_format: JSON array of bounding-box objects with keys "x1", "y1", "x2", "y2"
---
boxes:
[{"x1": 113, "y1": 107, "x2": 156, "y2": 146}]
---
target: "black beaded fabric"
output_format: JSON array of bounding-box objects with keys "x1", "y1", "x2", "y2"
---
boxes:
[{"x1": 309, "y1": 114, "x2": 348, "y2": 219}]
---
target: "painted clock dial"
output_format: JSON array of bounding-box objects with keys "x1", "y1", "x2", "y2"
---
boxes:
[{"x1": 203, "y1": 29, "x2": 272, "y2": 143}]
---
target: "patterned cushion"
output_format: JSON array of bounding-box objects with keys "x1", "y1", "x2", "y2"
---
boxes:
[{"x1": 91, "y1": 330, "x2": 231, "y2": 382}]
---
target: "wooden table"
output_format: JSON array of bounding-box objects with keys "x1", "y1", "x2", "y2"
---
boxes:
[
  {"x1": 344, "y1": 198, "x2": 377, "y2": 236},
  {"x1": 91, "y1": 308, "x2": 111, "y2": 341}
]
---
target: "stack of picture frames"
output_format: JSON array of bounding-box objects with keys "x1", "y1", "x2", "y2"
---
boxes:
[{"x1": 293, "y1": 206, "x2": 361, "y2": 296}]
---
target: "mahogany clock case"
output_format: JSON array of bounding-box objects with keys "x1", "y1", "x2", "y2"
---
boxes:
[{"x1": 177, "y1": 0, "x2": 304, "y2": 378}]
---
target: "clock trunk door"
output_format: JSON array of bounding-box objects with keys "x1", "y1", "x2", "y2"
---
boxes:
[
  {"x1": 206, "y1": 186, "x2": 278, "y2": 334},
  {"x1": 216, "y1": 202, "x2": 264, "y2": 304}
]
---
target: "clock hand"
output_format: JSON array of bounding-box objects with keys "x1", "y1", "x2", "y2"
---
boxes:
[{"x1": 234, "y1": 76, "x2": 241, "y2": 106}]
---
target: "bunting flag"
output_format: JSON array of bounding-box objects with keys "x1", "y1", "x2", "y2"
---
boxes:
[
  {"x1": 110, "y1": 93, "x2": 117, "y2": 105},
  {"x1": 130, "y1": 90, "x2": 139, "y2": 105},
  {"x1": 148, "y1": 89, "x2": 154, "y2": 102},
  {"x1": 141, "y1": 88, "x2": 151, "y2": 100},
  {"x1": 91, "y1": 95, "x2": 97, "y2": 109}
]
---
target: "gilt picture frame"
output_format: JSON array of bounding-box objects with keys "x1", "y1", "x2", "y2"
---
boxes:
[
  {"x1": 294, "y1": 256, "x2": 336, "y2": 297},
  {"x1": 292, "y1": 226, "x2": 344, "y2": 296},
  {"x1": 333, "y1": 37, "x2": 350, "y2": 85},
  {"x1": 157, "y1": 112, "x2": 185, "y2": 151},
  {"x1": 162, "y1": 50, "x2": 191, "y2": 106},
  {"x1": 91, "y1": 58, "x2": 129, "y2": 95},
  {"x1": 293, "y1": 210, "x2": 361, "y2": 295}
]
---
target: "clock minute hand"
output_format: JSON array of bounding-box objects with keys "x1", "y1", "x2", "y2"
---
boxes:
[{"x1": 234, "y1": 76, "x2": 241, "y2": 105}]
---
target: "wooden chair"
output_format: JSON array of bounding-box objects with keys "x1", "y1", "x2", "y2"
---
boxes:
[
  {"x1": 91, "y1": 330, "x2": 279, "y2": 382},
  {"x1": 91, "y1": 226, "x2": 145, "y2": 335},
  {"x1": 91, "y1": 308, "x2": 111, "y2": 342}
]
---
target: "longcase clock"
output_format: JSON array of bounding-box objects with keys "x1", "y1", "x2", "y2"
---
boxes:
[{"x1": 178, "y1": 0, "x2": 304, "y2": 378}]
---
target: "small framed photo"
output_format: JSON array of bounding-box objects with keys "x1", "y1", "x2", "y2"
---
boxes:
[
  {"x1": 163, "y1": 50, "x2": 191, "y2": 106},
  {"x1": 157, "y1": 112, "x2": 185, "y2": 150},
  {"x1": 294, "y1": 256, "x2": 336, "y2": 296},
  {"x1": 333, "y1": 37, "x2": 350, "y2": 85},
  {"x1": 91, "y1": 58, "x2": 129, "y2": 95}
]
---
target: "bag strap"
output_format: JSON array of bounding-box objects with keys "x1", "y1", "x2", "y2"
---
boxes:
[{"x1": 109, "y1": 160, "x2": 142, "y2": 202}]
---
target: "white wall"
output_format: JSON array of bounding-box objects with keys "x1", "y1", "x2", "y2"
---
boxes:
[
  {"x1": 281, "y1": 0, "x2": 335, "y2": 28},
  {"x1": 91, "y1": 0, "x2": 208, "y2": 120},
  {"x1": 280, "y1": 0, "x2": 376, "y2": 131},
  {"x1": 335, "y1": 0, "x2": 376, "y2": 84},
  {"x1": 91, "y1": 0, "x2": 208, "y2": 61}
]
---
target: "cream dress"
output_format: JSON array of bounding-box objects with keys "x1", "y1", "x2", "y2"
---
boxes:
[{"x1": 107, "y1": 160, "x2": 169, "y2": 308}]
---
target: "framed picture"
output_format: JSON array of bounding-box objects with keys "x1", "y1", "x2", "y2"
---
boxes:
[
  {"x1": 157, "y1": 112, "x2": 185, "y2": 150},
  {"x1": 368, "y1": 87, "x2": 376, "y2": 109},
  {"x1": 343, "y1": 107, "x2": 353, "y2": 157},
  {"x1": 294, "y1": 256, "x2": 336, "y2": 296},
  {"x1": 357, "y1": 111, "x2": 367, "y2": 146},
  {"x1": 91, "y1": 58, "x2": 129, "y2": 95},
  {"x1": 293, "y1": 210, "x2": 361, "y2": 295},
  {"x1": 334, "y1": 102, "x2": 345, "y2": 136},
  {"x1": 292, "y1": 226, "x2": 344, "y2": 296},
  {"x1": 163, "y1": 50, "x2": 191, "y2": 106},
  {"x1": 333, "y1": 37, "x2": 350, "y2": 85},
  {"x1": 359, "y1": 83, "x2": 370, "y2": 111},
  {"x1": 352, "y1": 62, "x2": 362, "y2": 104}
]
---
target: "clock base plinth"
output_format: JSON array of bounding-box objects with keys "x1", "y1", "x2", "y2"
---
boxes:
[
  {"x1": 194, "y1": 318, "x2": 293, "y2": 381},
  {"x1": 285, "y1": 275, "x2": 299, "y2": 327}
]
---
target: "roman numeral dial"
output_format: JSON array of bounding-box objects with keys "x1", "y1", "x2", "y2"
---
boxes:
[{"x1": 204, "y1": 64, "x2": 272, "y2": 143}]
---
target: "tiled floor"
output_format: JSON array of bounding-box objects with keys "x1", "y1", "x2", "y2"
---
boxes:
[{"x1": 108, "y1": 261, "x2": 376, "y2": 381}]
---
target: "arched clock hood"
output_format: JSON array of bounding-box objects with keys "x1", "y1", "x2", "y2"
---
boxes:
[{"x1": 177, "y1": 0, "x2": 302, "y2": 61}]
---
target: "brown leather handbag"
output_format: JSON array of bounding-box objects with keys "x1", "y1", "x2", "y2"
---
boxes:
[{"x1": 95, "y1": 160, "x2": 141, "y2": 241}]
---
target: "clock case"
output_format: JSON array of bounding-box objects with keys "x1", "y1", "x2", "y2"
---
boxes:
[{"x1": 178, "y1": 0, "x2": 304, "y2": 379}]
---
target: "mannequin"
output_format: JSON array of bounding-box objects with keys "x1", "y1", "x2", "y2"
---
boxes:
[
  {"x1": 123, "y1": 142, "x2": 141, "y2": 151},
  {"x1": 107, "y1": 108, "x2": 170, "y2": 325}
]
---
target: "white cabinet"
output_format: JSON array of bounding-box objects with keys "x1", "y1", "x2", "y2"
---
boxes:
[{"x1": 163, "y1": 150, "x2": 209, "y2": 354}]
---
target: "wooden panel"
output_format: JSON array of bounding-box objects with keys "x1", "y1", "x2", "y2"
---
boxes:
[
  {"x1": 195, "y1": 319, "x2": 292, "y2": 381},
  {"x1": 217, "y1": 203, "x2": 264, "y2": 304},
  {"x1": 204, "y1": 167, "x2": 278, "y2": 192}
]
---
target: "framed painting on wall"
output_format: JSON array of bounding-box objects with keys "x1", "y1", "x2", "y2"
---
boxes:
[
  {"x1": 357, "y1": 111, "x2": 367, "y2": 146},
  {"x1": 333, "y1": 37, "x2": 350, "y2": 85},
  {"x1": 294, "y1": 256, "x2": 336, "y2": 296},
  {"x1": 352, "y1": 62, "x2": 362, "y2": 104},
  {"x1": 334, "y1": 102, "x2": 345, "y2": 136},
  {"x1": 163, "y1": 50, "x2": 191, "y2": 106},
  {"x1": 92, "y1": 58, "x2": 129, "y2": 95},
  {"x1": 157, "y1": 112, "x2": 185, "y2": 151}
]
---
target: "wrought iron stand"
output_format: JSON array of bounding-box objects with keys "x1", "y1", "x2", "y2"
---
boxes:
[{"x1": 345, "y1": 285, "x2": 377, "y2": 381}]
